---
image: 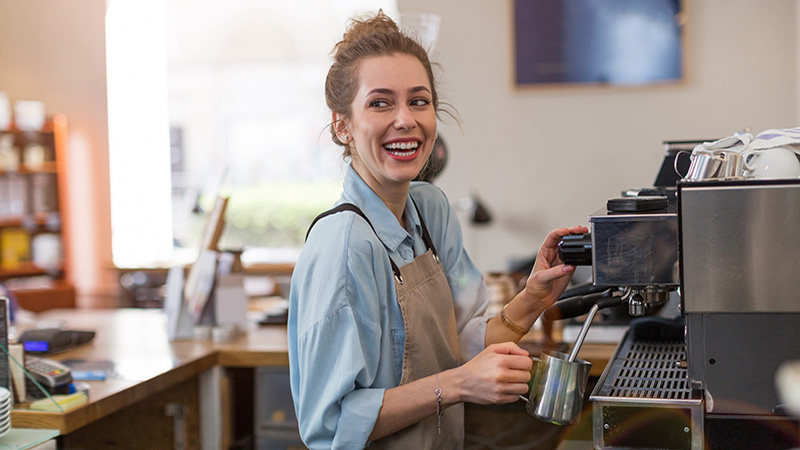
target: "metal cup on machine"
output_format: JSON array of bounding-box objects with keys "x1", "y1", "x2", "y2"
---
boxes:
[{"x1": 674, "y1": 148, "x2": 745, "y2": 181}]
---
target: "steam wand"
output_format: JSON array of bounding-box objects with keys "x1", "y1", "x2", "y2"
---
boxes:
[{"x1": 566, "y1": 288, "x2": 631, "y2": 362}]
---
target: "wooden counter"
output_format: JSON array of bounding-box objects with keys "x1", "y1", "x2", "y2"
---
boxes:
[
  {"x1": 10, "y1": 308, "x2": 289, "y2": 448},
  {"x1": 10, "y1": 308, "x2": 616, "y2": 448}
]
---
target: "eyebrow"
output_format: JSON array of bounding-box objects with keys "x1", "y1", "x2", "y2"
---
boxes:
[{"x1": 366, "y1": 86, "x2": 431, "y2": 96}]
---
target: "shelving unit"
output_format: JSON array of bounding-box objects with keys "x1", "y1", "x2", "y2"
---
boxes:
[{"x1": 0, "y1": 114, "x2": 74, "y2": 312}]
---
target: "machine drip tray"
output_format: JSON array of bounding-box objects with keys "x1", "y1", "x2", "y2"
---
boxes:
[
  {"x1": 594, "y1": 339, "x2": 693, "y2": 401},
  {"x1": 590, "y1": 332, "x2": 703, "y2": 450}
]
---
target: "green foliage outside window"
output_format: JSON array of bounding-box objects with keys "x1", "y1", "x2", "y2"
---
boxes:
[{"x1": 176, "y1": 181, "x2": 341, "y2": 251}]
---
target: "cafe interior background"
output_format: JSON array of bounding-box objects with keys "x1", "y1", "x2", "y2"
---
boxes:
[{"x1": 0, "y1": 0, "x2": 797, "y2": 310}]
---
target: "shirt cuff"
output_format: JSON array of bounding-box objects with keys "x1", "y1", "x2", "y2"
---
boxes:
[
  {"x1": 334, "y1": 387, "x2": 386, "y2": 449},
  {"x1": 459, "y1": 315, "x2": 491, "y2": 362}
]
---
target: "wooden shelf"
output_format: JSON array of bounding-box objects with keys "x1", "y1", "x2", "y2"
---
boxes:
[
  {"x1": 0, "y1": 212, "x2": 61, "y2": 228},
  {"x1": 0, "y1": 262, "x2": 62, "y2": 279},
  {"x1": 0, "y1": 115, "x2": 73, "y2": 312},
  {"x1": 0, "y1": 161, "x2": 58, "y2": 174}
]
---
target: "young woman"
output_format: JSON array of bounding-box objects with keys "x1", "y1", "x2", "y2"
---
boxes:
[{"x1": 288, "y1": 11, "x2": 587, "y2": 449}]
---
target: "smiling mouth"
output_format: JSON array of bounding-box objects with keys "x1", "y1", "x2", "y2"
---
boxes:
[{"x1": 383, "y1": 141, "x2": 420, "y2": 159}]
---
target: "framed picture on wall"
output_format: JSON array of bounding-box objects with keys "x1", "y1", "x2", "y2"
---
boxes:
[{"x1": 513, "y1": 0, "x2": 686, "y2": 88}]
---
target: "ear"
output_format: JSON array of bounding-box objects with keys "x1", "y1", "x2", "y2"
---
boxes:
[{"x1": 332, "y1": 112, "x2": 348, "y2": 134}]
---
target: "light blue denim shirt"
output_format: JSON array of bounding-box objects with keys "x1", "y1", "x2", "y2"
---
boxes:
[{"x1": 288, "y1": 163, "x2": 490, "y2": 449}]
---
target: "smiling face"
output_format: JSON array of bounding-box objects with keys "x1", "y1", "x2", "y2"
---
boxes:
[{"x1": 337, "y1": 53, "x2": 437, "y2": 200}]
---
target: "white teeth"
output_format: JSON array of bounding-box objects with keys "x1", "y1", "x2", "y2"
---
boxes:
[{"x1": 384, "y1": 141, "x2": 419, "y2": 151}]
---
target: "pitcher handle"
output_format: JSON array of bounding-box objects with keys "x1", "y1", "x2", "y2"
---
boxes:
[
  {"x1": 673, "y1": 150, "x2": 690, "y2": 177},
  {"x1": 741, "y1": 149, "x2": 758, "y2": 172},
  {"x1": 520, "y1": 355, "x2": 541, "y2": 405}
]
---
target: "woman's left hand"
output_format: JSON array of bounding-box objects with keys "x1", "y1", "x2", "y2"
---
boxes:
[{"x1": 522, "y1": 225, "x2": 589, "y2": 311}]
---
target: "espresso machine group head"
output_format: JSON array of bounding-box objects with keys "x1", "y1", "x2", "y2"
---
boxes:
[{"x1": 558, "y1": 195, "x2": 679, "y2": 317}]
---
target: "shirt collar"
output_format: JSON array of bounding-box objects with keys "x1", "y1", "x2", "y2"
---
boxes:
[{"x1": 341, "y1": 163, "x2": 420, "y2": 252}]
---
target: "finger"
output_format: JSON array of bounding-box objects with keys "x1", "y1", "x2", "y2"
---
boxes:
[
  {"x1": 502, "y1": 369, "x2": 532, "y2": 384},
  {"x1": 501, "y1": 381, "x2": 532, "y2": 396},
  {"x1": 533, "y1": 264, "x2": 575, "y2": 285},
  {"x1": 539, "y1": 226, "x2": 589, "y2": 257},
  {"x1": 567, "y1": 225, "x2": 589, "y2": 235},
  {"x1": 489, "y1": 341, "x2": 529, "y2": 356},
  {"x1": 504, "y1": 354, "x2": 535, "y2": 371},
  {"x1": 537, "y1": 228, "x2": 583, "y2": 265},
  {"x1": 512, "y1": 380, "x2": 532, "y2": 393},
  {"x1": 540, "y1": 227, "x2": 572, "y2": 250}
]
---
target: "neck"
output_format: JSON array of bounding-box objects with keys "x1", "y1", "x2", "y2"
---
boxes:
[
  {"x1": 371, "y1": 180, "x2": 409, "y2": 225},
  {"x1": 351, "y1": 163, "x2": 409, "y2": 225},
  {"x1": 382, "y1": 189, "x2": 409, "y2": 225}
]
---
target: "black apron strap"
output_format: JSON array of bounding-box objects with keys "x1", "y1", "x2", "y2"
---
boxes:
[
  {"x1": 306, "y1": 204, "x2": 367, "y2": 241},
  {"x1": 306, "y1": 203, "x2": 403, "y2": 282},
  {"x1": 410, "y1": 197, "x2": 439, "y2": 262},
  {"x1": 305, "y1": 197, "x2": 441, "y2": 281}
]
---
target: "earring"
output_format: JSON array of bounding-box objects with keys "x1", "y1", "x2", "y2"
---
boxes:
[{"x1": 340, "y1": 134, "x2": 350, "y2": 143}]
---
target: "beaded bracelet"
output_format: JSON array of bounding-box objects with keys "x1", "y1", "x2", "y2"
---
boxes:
[
  {"x1": 435, "y1": 373, "x2": 443, "y2": 434},
  {"x1": 500, "y1": 303, "x2": 528, "y2": 336}
]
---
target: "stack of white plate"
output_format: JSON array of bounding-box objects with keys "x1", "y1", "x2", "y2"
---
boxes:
[{"x1": 0, "y1": 387, "x2": 10, "y2": 438}]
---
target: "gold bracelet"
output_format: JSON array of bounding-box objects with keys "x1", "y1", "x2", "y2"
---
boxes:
[{"x1": 500, "y1": 303, "x2": 528, "y2": 336}]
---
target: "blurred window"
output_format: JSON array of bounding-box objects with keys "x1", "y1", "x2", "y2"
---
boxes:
[{"x1": 108, "y1": 0, "x2": 398, "y2": 266}]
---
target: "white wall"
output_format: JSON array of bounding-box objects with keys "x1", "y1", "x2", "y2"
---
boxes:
[{"x1": 399, "y1": 0, "x2": 799, "y2": 271}]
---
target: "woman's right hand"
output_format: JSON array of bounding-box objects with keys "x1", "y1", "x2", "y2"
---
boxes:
[{"x1": 447, "y1": 342, "x2": 533, "y2": 405}]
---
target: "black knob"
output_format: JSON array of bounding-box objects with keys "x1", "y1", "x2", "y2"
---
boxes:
[{"x1": 558, "y1": 233, "x2": 592, "y2": 266}]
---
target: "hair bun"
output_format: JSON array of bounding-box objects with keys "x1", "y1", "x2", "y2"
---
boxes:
[{"x1": 333, "y1": 10, "x2": 401, "y2": 59}]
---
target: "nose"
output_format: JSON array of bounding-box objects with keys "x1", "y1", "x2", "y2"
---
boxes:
[{"x1": 393, "y1": 104, "x2": 416, "y2": 130}]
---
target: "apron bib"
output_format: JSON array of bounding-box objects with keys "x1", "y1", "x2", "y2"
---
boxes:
[
  {"x1": 369, "y1": 248, "x2": 464, "y2": 449},
  {"x1": 308, "y1": 202, "x2": 463, "y2": 449}
]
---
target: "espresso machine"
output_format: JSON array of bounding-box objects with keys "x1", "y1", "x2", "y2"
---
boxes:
[{"x1": 557, "y1": 163, "x2": 800, "y2": 448}]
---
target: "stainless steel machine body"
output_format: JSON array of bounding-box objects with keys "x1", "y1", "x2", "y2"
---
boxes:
[
  {"x1": 679, "y1": 180, "x2": 800, "y2": 438},
  {"x1": 585, "y1": 179, "x2": 800, "y2": 449},
  {"x1": 680, "y1": 181, "x2": 800, "y2": 315}
]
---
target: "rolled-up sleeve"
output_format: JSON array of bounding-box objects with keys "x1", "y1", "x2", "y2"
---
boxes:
[
  {"x1": 295, "y1": 306, "x2": 385, "y2": 449},
  {"x1": 289, "y1": 210, "x2": 398, "y2": 449}
]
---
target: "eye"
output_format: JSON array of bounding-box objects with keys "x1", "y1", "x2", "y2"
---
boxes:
[
  {"x1": 369, "y1": 99, "x2": 390, "y2": 108},
  {"x1": 411, "y1": 97, "x2": 432, "y2": 107}
]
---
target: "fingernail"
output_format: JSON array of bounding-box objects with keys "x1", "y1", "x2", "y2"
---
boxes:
[{"x1": 563, "y1": 265, "x2": 574, "y2": 272}]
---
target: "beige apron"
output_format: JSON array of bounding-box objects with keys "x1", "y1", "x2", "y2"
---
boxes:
[
  {"x1": 369, "y1": 247, "x2": 464, "y2": 449},
  {"x1": 307, "y1": 202, "x2": 464, "y2": 449}
]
